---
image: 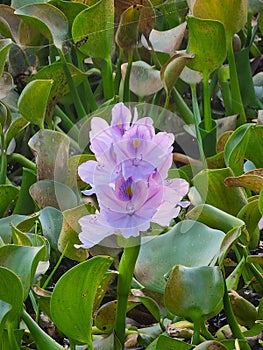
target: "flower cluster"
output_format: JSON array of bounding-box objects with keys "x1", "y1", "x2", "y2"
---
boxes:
[{"x1": 77, "y1": 103, "x2": 189, "y2": 248}]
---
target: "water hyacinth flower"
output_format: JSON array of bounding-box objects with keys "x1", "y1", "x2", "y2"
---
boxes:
[{"x1": 77, "y1": 103, "x2": 189, "y2": 248}]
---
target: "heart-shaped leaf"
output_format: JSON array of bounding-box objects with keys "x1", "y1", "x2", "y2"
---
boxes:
[
  {"x1": 135, "y1": 220, "x2": 224, "y2": 293},
  {"x1": 28, "y1": 129, "x2": 69, "y2": 181},
  {"x1": 18, "y1": 79, "x2": 53, "y2": 129},
  {"x1": 193, "y1": 0, "x2": 247, "y2": 38},
  {"x1": 186, "y1": 16, "x2": 226, "y2": 76},
  {"x1": 0, "y1": 266, "x2": 24, "y2": 322},
  {"x1": 15, "y1": 3, "x2": 68, "y2": 49},
  {"x1": 164, "y1": 265, "x2": 224, "y2": 321},
  {"x1": 72, "y1": 0, "x2": 114, "y2": 58},
  {"x1": 0, "y1": 245, "x2": 45, "y2": 298},
  {"x1": 193, "y1": 167, "x2": 247, "y2": 215},
  {"x1": 50, "y1": 256, "x2": 113, "y2": 344}
]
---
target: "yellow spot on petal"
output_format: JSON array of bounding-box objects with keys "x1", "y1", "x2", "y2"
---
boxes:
[
  {"x1": 126, "y1": 185, "x2": 133, "y2": 196},
  {"x1": 133, "y1": 138, "x2": 140, "y2": 148},
  {"x1": 118, "y1": 119, "x2": 123, "y2": 128}
]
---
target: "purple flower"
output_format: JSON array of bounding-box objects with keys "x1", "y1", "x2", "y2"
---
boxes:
[{"x1": 76, "y1": 103, "x2": 189, "y2": 248}]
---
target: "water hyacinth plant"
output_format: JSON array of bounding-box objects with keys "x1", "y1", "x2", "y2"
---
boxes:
[{"x1": 1, "y1": 0, "x2": 263, "y2": 349}]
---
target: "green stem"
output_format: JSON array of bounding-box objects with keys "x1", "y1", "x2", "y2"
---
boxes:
[
  {"x1": 101, "y1": 55, "x2": 114, "y2": 101},
  {"x1": 192, "y1": 318, "x2": 201, "y2": 345},
  {"x1": 58, "y1": 49, "x2": 87, "y2": 119},
  {"x1": 42, "y1": 244, "x2": 68, "y2": 290},
  {"x1": 227, "y1": 35, "x2": 246, "y2": 125},
  {"x1": 123, "y1": 51, "x2": 133, "y2": 102},
  {"x1": 171, "y1": 88, "x2": 194, "y2": 125},
  {"x1": 8, "y1": 153, "x2": 36, "y2": 171},
  {"x1": 200, "y1": 321, "x2": 215, "y2": 340},
  {"x1": 54, "y1": 106, "x2": 79, "y2": 140},
  {"x1": 190, "y1": 84, "x2": 206, "y2": 165},
  {"x1": 114, "y1": 238, "x2": 141, "y2": 349},
  {"x1": 7, "y1": 322, "x2": 19, "y2": 350},
  {"x1": 203, "y1": 71, "x2": 212, "y2": 131},
  {"x1": 114, "y1": 49, "x2": 124, "y2": 96},
  {"x1": 223, "y1": 280, "x2": 251, "y2": 350},
  {"x1": 76, "y1": 51, "x2": 98, "y2": 112}
]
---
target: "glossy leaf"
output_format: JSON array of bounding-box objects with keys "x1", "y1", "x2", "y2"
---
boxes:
[
  {"x1": 15, "y1": 3, "x2": 68, "y2": 49},
  {"x1": 135, "y1": 220, "x2": 224, "y2": 293},
  {"x1": 57, "y1": 203, "x2": 92, "y2": 261},
  {"x1": 156, "y1": 334, "x2": 192, "y2": 350},
  {"x1": 193, "y1": 0, "x2": 247, "y2": 38},
  {"x1": 0, "y1": 245, "x2": 45, "y2": 298},
  {"x1": 193, "y1": 167, "x2": 247, "y2": 216},
  {"x1": 39, "y1": 207, "x2": 63, "y2": 252},
  {"x1": 5, "y1": 115, "x2": 29, "y2": 148},
  {"x1": 0, "y1": 300, "x2": 11, "y2": 337},
  {"x1": 121, "y1": 61, "x2": 163, "y2": 97},
  {"x1": 0, "y1": 266, "x2": 24, "y2": 322},
  {"x1": 224, "y1": 124, "x2": 263, "y2": 176},
  {"x1": 115, "y1": 4, "x2": 142, "y2": 51},
  {"x1": 50, "y1": 256, "x2": 113, "y2": 344},
  {"x1": 0, "y1": 5, "x2": 20, "y2": 42},
  {"x1": 22, "y1": 309, "x2": 64, "y2": 350},
  {"x1": 160, "y1": 52, "x2": 194, "y2": 95},
  {"x1": 229, "y1": 290, "x2": 257, "y2": 328},
  {"x1": 30, "y1": 62, "x2": 87, "y2": 119},
  {"x1": 64, "y1": 154, "x2": 94, "y2": 190},
  {"x1": 0, "y1": 184, "x2": 19, "y2": 217},
  {"x1": 72, "y1": 0, "x2": 114, "y2": 58},
  {"x1": 28, "y1": 129, "x2": 69, "y2": 182},
  {"x1": 186, "y1": 16, "x2": 226, "y2": 75},
  {"x1": 48, "y1": 0, "x2": 87, "y2": 29},
  {"x1": 29, "y1": 180, "x2": 78, "y2": 211},
  {"x1": 141, "y1": 22, "x2": 187, "y2": 55},
  {"x1": 138, "y1": 0, "x2": 155, "y2": 39},
  {"x1": 0, "y1": 214, "x2": 30, "y2": 243},
  {"x1": 0, "y1": 38, "x2": 12, "y2": 78},
  {"x1": 13, "y1": 168, "x2": 36, "y2": 215},
  {"x1": 164, "y1": 265, "x2": 224, "y2": 321},
  {"x1": 18, "y1": 79, "x2": 53, "y2": 129}
]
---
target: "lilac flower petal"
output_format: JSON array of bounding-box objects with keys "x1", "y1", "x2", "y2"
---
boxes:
[
  {"x1": 76, "y1": 214, "x2": 116, "y2": 248},
  {"x1": 152, "y1": 203, "x2": 181, "y2": 226},
  {"x1": 258, "y1": 216, "x2": 263, "y2": 230},
  {"x1": 78, "y1": 160, "x2": 97, "y2": 185},
  {"x1": 111, "y1": 102, "x2": 132, "y2": 137}
]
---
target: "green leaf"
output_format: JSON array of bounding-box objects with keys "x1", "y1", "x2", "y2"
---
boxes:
[
  {"x1": 0, "y1": 214, "x2": 30, "y2": 243},
  {"x1": 160, "y1": 52, "x2": 194, "y2": 95},
  {"x1": 57, "y1": 203, "x2": 92, "y2": 261},
  {"x1": 193, "y1": 0, "x2": 247, "y2": 38},
  {"x1": 13, "y1": 168, "x2": 36, "y2": 215},
  {"x1": 0, "y1": 184, "x2": 19, "y2": 217},
  {"x1": 0, "y1": 245, "x2": 45, "y2": 298},
  {"x1": 50, "y1": 256, "x2": 113, "y2": 344},
  {"x1": 224, "y1": 124, "x2": 263, "y2": 176},
  {"x1": 0, "y1": 300, "x2": 12, "y2": 337},
  {"x1": 115, "y1": 4, "x2": 142, "y2": 51},
  {"x1": 30, "y1": 62, "x2": 87, "y2": 120},
  {"x1": 22, "y1": 309, "x2": 64, "y2": 350},
  {"x1": 5, "y1": 115, "x2": 29, "y2": 148},
  {"x1": 164, "y1": 265, "x2": 224, "y2": 321},
  {"x1": 15, "y1": 3, "x2": 68, "y2": 49},
  {"x1": 0, "y1": 5, "x2": 20, "y2": 43},
  {"x1": 39, "y1": 207, "x2": 63, "y2": 252},
  {"x1": 0, "y1": 266, "x2": 24, "y2": 322},
  {"x1": 48, "y1": 0, "x2": 87, "y2": 30},
  {"x1": 28, "y1": 129, "x2": 69, "y2": 182},
  {"x1": 29, "y1": 180, "x2": 78, "y2": 211},
  {"x1": 0, "y1": 38, "x2": 12, "y2": 78},
  {"x1": 193, "y1": 167, "x2": 247, "y2": 216},
  {"x1": 18, "y1": 79, "x2": 53, "y2": 129},
  {"x1": 72, "y1": 0, "x2": 114, "y2": 59},
  {"x1": 135, "y1": 220, "x2": 224, "y2": 293},
  {"x1": 186, "y1": 16, "x2": 226, "y2": 75},
  {"x1": 131, "y1": 291, "x2": 161, "y2": 322},
  {"x1": 156, "y1": 334, "x2": 193, "y2": 350}
]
